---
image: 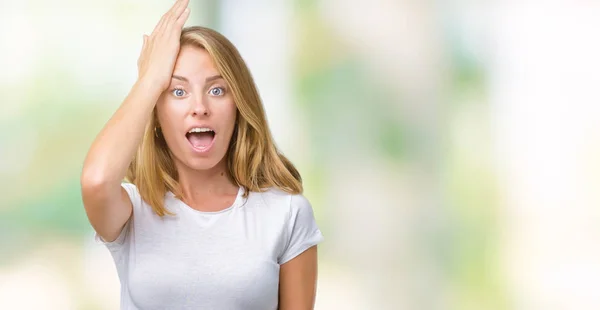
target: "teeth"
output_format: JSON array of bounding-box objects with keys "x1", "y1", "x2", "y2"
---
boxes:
[{"x1": 188, "y1": 127, "x2": 214, "y2": 133}]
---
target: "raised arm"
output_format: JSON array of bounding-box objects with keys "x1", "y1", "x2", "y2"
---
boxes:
[{"x1": 80, "y1": 0, "x2": 190, "y2": 242}]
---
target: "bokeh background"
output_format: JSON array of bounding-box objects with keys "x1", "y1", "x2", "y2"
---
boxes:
[{"x1": 1, "y1": 0, "x2": 600, "y2": 309}]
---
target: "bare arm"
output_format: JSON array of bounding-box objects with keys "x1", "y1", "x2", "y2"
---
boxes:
[
  {"x1": 80, "y1": 0, "x2": 191, "y2": 242},
  {"x1": 81, "y1": 80, "x2": 162, "y2": 241},
  {"x1": 279, "y1": 246, "x2": 319, "y2": 310}
]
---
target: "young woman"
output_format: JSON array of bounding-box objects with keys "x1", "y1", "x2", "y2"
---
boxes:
[{"x1": 80, "y1": 0, "x2": 323, "y2": 309}]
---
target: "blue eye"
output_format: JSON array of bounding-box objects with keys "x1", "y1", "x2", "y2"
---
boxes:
[
  {"x1": 172, "y1": 88, "x2": 186, "y2": 97},
  {"x1": 210, "y1": 87, "x2": 224, "y2": 96}
]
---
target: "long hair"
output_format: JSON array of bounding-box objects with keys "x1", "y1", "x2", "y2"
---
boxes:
[{"x1": 125, "y1": 26, "x2": 302, "y2": 216}]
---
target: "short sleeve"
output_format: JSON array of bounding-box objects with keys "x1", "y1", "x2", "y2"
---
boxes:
[
  {"x1": 278, "y1": 194, "x2": 324, "y2": 265},
  {"x1": 93, "y1": 182, "x2": 139, "y2": 253}
]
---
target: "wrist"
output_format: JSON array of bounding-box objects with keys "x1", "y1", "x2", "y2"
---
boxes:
[{"x1": 133, "y1": 77, "x2": 165, "y2": 99}]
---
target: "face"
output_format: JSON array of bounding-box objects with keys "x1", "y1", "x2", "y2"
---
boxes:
[{"x1": 156, "y1": 45, "x2": 237, "y2": 171}]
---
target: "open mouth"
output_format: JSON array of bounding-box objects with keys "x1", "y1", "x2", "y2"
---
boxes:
[{"x1": 186, "y1": 128, "x2": 216, "y2": 150}]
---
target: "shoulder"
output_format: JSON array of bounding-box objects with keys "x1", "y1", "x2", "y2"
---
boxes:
[
  {"x1": 246, "y1": 187, "x2": 315, "y2": 220},
  {"x1": 121, "y1": 182, "x2": 140, "y2": 202},
  {"x1": 120, "y1": 182, "x2": 174, "y2": 216},
  {"x1": 120, "y1": 182, "x2": 146, "y2": 210},
  {"x1": 248, "y1": 187, "x2": 311, "y2": 208}
]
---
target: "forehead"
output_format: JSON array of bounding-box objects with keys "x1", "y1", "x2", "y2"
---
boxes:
[{"x1": 172, "y1": 45, "x2": 219, "y2": 78}]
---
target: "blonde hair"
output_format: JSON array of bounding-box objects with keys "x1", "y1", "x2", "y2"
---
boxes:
[{"x1": 126, "y1": 26, "x2": 302, "y2": 216}]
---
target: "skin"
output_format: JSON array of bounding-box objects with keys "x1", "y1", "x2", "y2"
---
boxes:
[
  {"x1": 157, "y1": 45, "x2": 239, "y2": 211},
  {"x1": 279, "y1": 246, "x2": 319, "y2": 309},
  {"x1": 82, "y1": 0, "x2": 319, "y2": 308}
]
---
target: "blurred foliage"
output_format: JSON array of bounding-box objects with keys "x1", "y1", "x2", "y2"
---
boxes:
[{"x1": 292, "y1": 1, "x2": 505, "y2": 309}]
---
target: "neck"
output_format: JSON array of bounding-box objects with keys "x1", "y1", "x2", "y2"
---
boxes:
[{"x1": 174, "y1": 157, "x2": 238, "y2": 202}]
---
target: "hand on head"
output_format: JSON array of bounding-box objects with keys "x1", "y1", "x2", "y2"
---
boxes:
[{"x1": 137, "y1": 0, "x2": 191, "y2": 91}]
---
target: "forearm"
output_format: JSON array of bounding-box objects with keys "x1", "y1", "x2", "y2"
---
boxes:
[{"x1": 81, "y1": 78, "x2": 162, "y2": 188}]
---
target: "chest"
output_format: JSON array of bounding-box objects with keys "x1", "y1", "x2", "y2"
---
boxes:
[{"x1": 125, "y1": 209, "x2": 286, "y2": 309}]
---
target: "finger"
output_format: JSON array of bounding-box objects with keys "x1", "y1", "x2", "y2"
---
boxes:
[
  {"x1": 176, "y1": 8, "x2": 190, "y2": 26},
  {"x1": 165, "y1": 0, "x2": 184, "y2": 21},
  {"x1": 154, "y1": 8, "x2": 174, "y2": 36},
  {"x1": 138, "y1": 35, "x2": 147, "y2": 63},
  {"x1": 171, "y1": 0, "x2": 189, "y2": 20},
  {"x1": 152, "y1": 0, "x2": 186, "y2": 37},
  {"x1": 151, "y1": 14, "x2": 168, "y2": 36},
  {"x1": 153, "y1": 0, "x2": 179, "y2": 35}
]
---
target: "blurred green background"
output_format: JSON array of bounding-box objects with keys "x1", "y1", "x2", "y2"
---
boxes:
[{"x1": 1, "y1": 0, "x2": 600, "y2": 309}]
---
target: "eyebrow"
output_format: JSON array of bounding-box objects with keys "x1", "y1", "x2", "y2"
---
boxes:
[
  {"x1": 205, "y1": 74, "x2": 223, "y2": 83},
  {"x1": 171, "y1": 75, "x2": 188, "y2": 82},
  {"x1": 171, "y1": 74, "x2": 223, "y2": 83}
]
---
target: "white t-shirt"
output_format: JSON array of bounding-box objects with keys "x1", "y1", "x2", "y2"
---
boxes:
[{"x1": 95, "y1": 182, "x2": 324, "y2": 310}]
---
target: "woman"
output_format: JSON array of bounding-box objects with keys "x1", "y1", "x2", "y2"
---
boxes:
[{"x1": 80, "y1": 0, "x2": 324, "y2": 309}]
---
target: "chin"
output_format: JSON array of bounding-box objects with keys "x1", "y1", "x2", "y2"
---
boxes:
[
  {"x1": 183, "y1": 145, "x2": 229, "y2": 171},
  {"x1": 185, "y1": 157, "x2": 223, "y2": 171}
]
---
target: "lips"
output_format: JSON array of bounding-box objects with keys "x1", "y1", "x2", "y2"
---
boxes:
[{"x1": 185, "y1": 126, "x2": 216, "y2": 153}]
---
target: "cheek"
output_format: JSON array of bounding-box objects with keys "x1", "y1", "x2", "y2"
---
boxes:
[
  {"x1": 217, "y1": 99, "x2": 237, "y2": 128},
  {"x1": 156, "y1": 97, "x2": 172, "y2": 123},
  {"x1": 226, "y1": 101, "x2": 238, "y2": 124},
  {"x1": 156, "y1": 100, "x2": 186, "y2": 137},
  {"x1": 158, "y1": 97, "x2": 186, "y2": 116}
]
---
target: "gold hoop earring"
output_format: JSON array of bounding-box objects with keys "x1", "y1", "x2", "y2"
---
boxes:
[{"x1": 154, "y1": 127, "x2": 160, "y2": 138}]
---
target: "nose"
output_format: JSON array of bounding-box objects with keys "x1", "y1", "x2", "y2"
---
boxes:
[{"x1": 190, "y1": 93, "x2": 209, "y2": 117}]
